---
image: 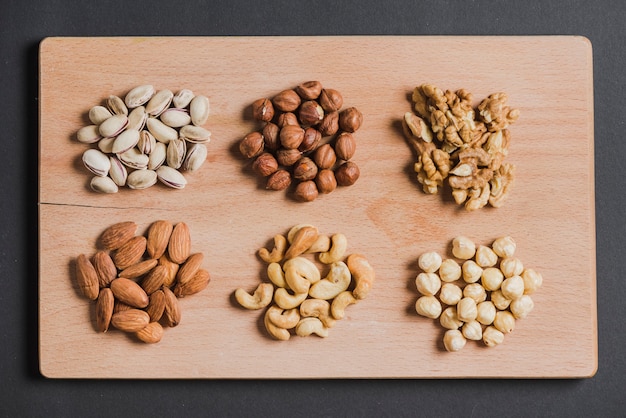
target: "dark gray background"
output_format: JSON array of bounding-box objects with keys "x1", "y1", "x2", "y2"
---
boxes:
[{"x1": 2, "y1": 0, "x2": 624, "y2": 416}]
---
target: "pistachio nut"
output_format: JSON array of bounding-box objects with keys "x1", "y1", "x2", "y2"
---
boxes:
[
  {"x1": 111, "y1": 129, "x2": 140, "y2": 154},
  {"x1": 146, "y1": 117, "x2": 178, "y2": 143},
  {"x1": 127, "y1": 106, "x2": 148, "y2": 131},
  {"x1": 124, "y1": 84, "x2": 155, "y2": 109},
  {"x1": 90, "y1": 175, "x2": 118, "y2": 193},
  {"x1": 160, "y1": 108, "x2": 191, "y2": 128},
  {"x1": 88, "y1": 105, "x2": 113, "y2": 125},
  {"x1": 98, "y1": 114, "x2": 128, "y2": 138},
  {"x1": 108, "y1": 156, "x2": 128, "y2": 187},
  {"x1": 82, "y1": 149, "x2": 111, "y2": 177},
  {"x1": 127, "y1": 169, "x2": 158, "y2": 189},
  {"x1": 148, "y1": 142, "x2": 167, "y2": 170},
  {"x1": 77, "y1": 125, "x2": 102, "y2": 144},
  {"x1": 166, "y1": 138, "x2": 187, "y2": 169},
  {"x1": 106, "y1": 95, "x2": 128, "y2": 116},
  {"x1": 179, "y1": 125, "x2": 211, "y2": 144},
  {"x1": 172, "y1": 89, "x2": 194, "y2": 109},
  {"x1": 182, "y1": 143, "x2": 207, "y2": 172},
  {"x1": 97, "y1": 136, "x2": 115, "y2": 154},
  {"x1": 189, "y1": 95, "x2": 209, "y2": 126},
  {"x1": 137, "y1": 130, "x2": 157, "y2": 154},
  {"x1": 145, "y1": 89, "x2": 173, "y2": 116},
  {"x1": 117, "y1": 147, "x2": 149, "y2": 170},
  {"x1": 156, "y1": 165, "x2": 187, "y2": 189}
]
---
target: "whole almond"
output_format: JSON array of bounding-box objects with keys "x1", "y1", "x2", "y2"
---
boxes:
[
  {"x1": 141, "y1": 264, "x2": 168, "y2": 295},
  {"x1": 75, "y1": 254, "x2": 99, "y2": 300},
  {"x1": 96, "y1": 288, "x2": 114, "y2": 332},
  {"x1": 147, "y1": 220, "x2": 173, "y2": 259},
  {"x1": 145, "y1": 289, "x2": 166, "y2": 322},
  {"x1": 135, "y1": 322, "x2": 164, "y2": 344},
  {"x1": 174, "y1": 268, "x2": 210, "y2": 298},
  {"x1": 92, "y1": 251, "x2": 117, "y2": 288},
  {"x1": 162, "y1": 287, "x2": 181, "y2": 327},
  {"x1": 110, "y1": 277, "x2": 149, "y2": 308},
  {"x1": 284, "y1": 226, "x2": 319, "y2": 259},
  {"x1": 168, "y1": 222, "x2": 191, "y2": 264},
  {"x1": 113, "y1": 235, "x2": 147, "y2": 270},
  {"x1": 158, "y1": 253, "x2": 180, "y2": 288},
  {"x1": 99, "y1": 221, "x2": 137, "y2": 250},
  {"x1": 111, "y1": 309, "x2": 150, "y2": 332},
  {"x1": 175, "y1": 252, "x2": 204, "y2": 286},
  {"x1": 118, "y1": 258, "x2": 158, "y2": 279}
]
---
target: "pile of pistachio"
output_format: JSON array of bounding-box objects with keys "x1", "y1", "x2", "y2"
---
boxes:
[{"x1": 76, "y1": 85, "x2": 211, "y2": 193}]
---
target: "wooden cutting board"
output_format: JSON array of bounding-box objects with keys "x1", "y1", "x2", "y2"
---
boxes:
[{"x1": 39, "y1": 36, "x2": 596, "y2": 378}]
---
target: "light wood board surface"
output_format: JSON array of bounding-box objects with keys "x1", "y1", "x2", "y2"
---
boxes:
[{"x1": 39, "y1": 36, "x2": 596, "y2": 378}]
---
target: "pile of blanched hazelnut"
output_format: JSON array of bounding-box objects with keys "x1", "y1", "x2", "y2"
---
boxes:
[
  {"x1": 414, "y1": 236, "x2": 542, "y2": 352},
  {"x1": 239, "y1": 81, "x2": 363, "y2": 202}
]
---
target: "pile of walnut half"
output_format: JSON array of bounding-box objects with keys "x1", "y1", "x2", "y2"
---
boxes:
[
  {"x1": 403, "y1": 84, "x2": 519, "y2": 211},
  {"x1": 239, "y1": 81, "x2": 363, "y2": 202},
  {"x1": 234, "y1": 224, "x2": 375, "y2": 340}
]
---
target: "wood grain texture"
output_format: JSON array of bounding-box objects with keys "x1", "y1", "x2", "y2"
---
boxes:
[{"x1": 38, "y1": 36, "x2": 596, "y2": 378}]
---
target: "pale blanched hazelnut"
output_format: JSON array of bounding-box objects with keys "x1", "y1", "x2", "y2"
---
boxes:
[
  {"x1": 463, "y1": 283, "x2": 487, "y2": 303},
  {"x1": 500, "y1": 275, "x2": 525, "y2": 300},
  {"x1": 475, "y1": 245, "x2": 498, "y2": 267},
  {"x1": 500, "y1": 257, "x2": 524, "y2": 278},
  {"x1": 439, "y1": 259, "x2": 461, "y2": 282},
  {"x1": 476, "y1": 301, "x2": 496, "y2": 325},
  {"x1": 493, "y1": 310, "x2": 516, "y2": 334},
  {"x1": 510, "y1": 295, "x2": 534, "y2": 319},
  {"x1": 418, "y1": 251, "x2": 442, "y2": 273},
  {"x1": 483, "y1": 326, "x2": 505, "y2": 347},
  {"x1": 452, "y1": 236, "x2": 476, "y2": 259},
  {"x1": 521, "y1": 268, "x2": 543, "y2": 294},
  {"x1": 415, "y1": 295, "x2": 442, "y2": 319},
  {"x1": 462, "y1": 260, "x2": 483, "y2": 283},
  {"x1": 462, "y1": 320, "x2": 483, "y2": 341},
  {"x1": 439, "y1": 307, "x2": 463, "y2": 330},
  {"x1": 443, "y1": 329, "x2": 466, "y2": 352},
  {"x1": 481, "y1": 267, "x2": 504, "y2": 291},
  {"x1": 490, "y1": 289, "x2": 511, "y2": 310},
  {"x1": 456, "y1": 297, "x2": 478, "y2": 322},
  {"x1": 415, "y1": 272, "x2": 441, "y2": 296},
  {"x1": 439, "y1": 283, "x2": 462, "y2": 306},
  {"x1": 492, "y1": 236, "x2": 516, "y2": 258}
]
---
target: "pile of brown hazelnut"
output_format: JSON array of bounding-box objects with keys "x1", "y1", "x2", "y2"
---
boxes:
[{"x1": 239, "y1": 81, "x2": 363, "y2": 202}]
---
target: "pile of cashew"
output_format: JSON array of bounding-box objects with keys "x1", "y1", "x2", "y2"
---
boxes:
[{"x1": 234, "y1": 224, "x2": 375, "y2": 340}]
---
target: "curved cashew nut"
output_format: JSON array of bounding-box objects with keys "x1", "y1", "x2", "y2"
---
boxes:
[
  {"x1": 258, "y1": 234, "x2": 287, "y2": 263},
  {"x1": 235, "y1": 283, "x2": 274, "y2": 310},
  {"x1": 295, "y1": 317, "x2": 329, "y2": 338},
  {"x1": 330, "y1": 290, "x2": 358, "y2": 320},
  {"x1": 318, "y1": 233, "x2": 348, "y2": 264},
  {"x1": 267, "y1": 304, "x2": 300, "y2": 329},
  {"x1": 264, "y1": 307, "x2": 290, "y2": 341},
  {"x1": 306, "y1": 234, "x2": 331, "y2": 254},
  {"x1": 300, "y1": 298, "x2": 336, "y2": 328},
  {"x1": 283, "y1": 257, "x2": 321, "y2": 294},
  {"x1": 284, "y1": 226, "x2": 319, "y2": 260},
  {"x1": 347, "y1": 253, "x2": 375, "y2": 300},
  {"x1": 274, "y1": 288, "x2": 308, "y2": 310},
  {"x1": 308, "y1": 261, "x2": 351, "y2": 300},
  {"x1": 287, "y1": 224, "x2": 317, "y2": 243},
  {"x1": 267, "y1": 262, "x2": 288, "y2": 288}
]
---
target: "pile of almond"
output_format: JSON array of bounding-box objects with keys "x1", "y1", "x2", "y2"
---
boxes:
[{"x1": 74, "y1": 220, "x2": 210, "y2": 343}]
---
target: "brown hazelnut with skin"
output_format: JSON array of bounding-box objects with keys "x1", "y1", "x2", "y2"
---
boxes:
[
  {"x1": 313, "y1": 143, "x2": 337, "y2": 169},
  {"x1": 272, "y1": 89, "x2": 301, "y2": 112},
  {"x1": 276, "y1": 148, "x2": 302, "y2": 167},
  {"x1": 339, "y1": 107, "x2": 363, "y2": 132},
  {"x1": 239, "y1": 131, "x2": 264, "y2": 159},
  {"x1": 262, "y1": 122, "x2": 280, "y2": 151},
  {"x1": 277, "y1": 112, "x2": 299, "y2": 128},
  {"x1": 266, "y1": 169, "x2": 292, "y2": 191},
  {"x1": 299, "y1": 127, "x2": 322, "y2": 153},
  {"x1": 252, "y1": 152, "x2": 279, "y2": 176},
  {"x1": 294, "y1": 180, "x2": 319, "y2": 202},
  {"x1": 335, "y1": 161, "x2": 360, "y2": 186},
  {"x1": 299, "y1": 100, "x2": 324, "y2": 126},
  {"x1": 319, "y1": 89, "x2": 343, "y2": 112},
  {"x1": 295, "y1": 81, "x2": 323, "y2": 100},
  {"x1": 251, "y1": 98, "x2": 274, "y2": 122},
  {"x1": 318, "y1": 111, "x2": 339, "y2": 136},
  {"x1": 316, "y1": 169, "x2": 337, "y2": 194},
  {"x1": 334, "y1": 132, "x2": 356, "y2": 160},
  {"x1": 279, "y1": 125, "x2": 305, "y2": 149},
  {"x1": 293, "y1": 157, "x2": 319, "y2": 181}
]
